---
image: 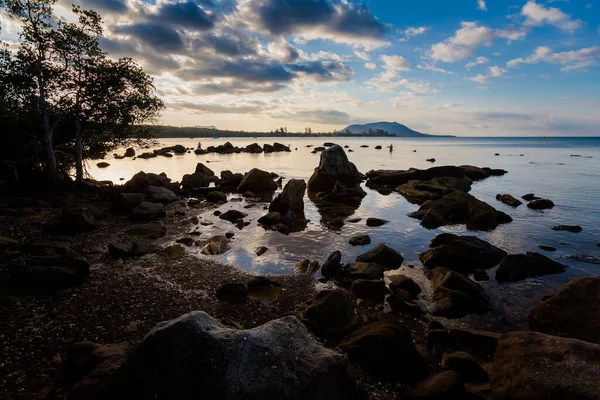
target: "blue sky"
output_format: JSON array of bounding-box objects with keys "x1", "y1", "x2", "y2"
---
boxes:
[{"x1": 1, "y1": 0, "x2": 599, "y2": 135}]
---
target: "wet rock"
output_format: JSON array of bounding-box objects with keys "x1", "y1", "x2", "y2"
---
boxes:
[
  {"x1": 395, "y1": 177, "x2": 472, "y2": 205},
  {"x1": 387, "y1": 289, "x2": 423, "y2": 317},
  {"x1": 218, "y1": 170, "x2": 244, "y2": 188},
  {"x1": 225, "y1": 232, "x2": 234, "y2": 239},
  {"x1": 351, "y1": 279, "x2": 387, "y2": 302},
  {"x1": 257, "y1": 211, "x2": 281, "y2": 225},
  {"x1": 146, "y1": 186, "x2": 178, "y2": 204},
  {"x1": 198, "y1": 235, "x2": 230, "y2": 255},
  {"x1": 176, "y1": 238, "x2": 195, "y2": 247},
  {"x1": 419, "y1": 233, "x2": 507, "y2": 274},
  {"x1": 271, "y1": 223, "x2": 291, "y2": 235},
  {"x1": 43, "y1": 208, "x2": 97, "y2": 235},
  {"x1": 366, "y1": 217, "x2": 387, "y2": 227},
  {"x1": 420, "y1": 209, "x2": 447, "y2": 229},
  {"x1": 348, "y1": 234, "x2": 371, "y2": 246},
  {"x1": 538, "y1": 245, "x2": 556, "y2": 252},
  {"x1": 347, "y1": 218, "x2": 362, "y2": 223},
  {"x1": 527, "y1": 199, "x2": 554, "y2": 210},
  {"x1": 97, "y1": 162, "x2": 110, "y2": 168},
  {"x1": 337, "y1": 262, "x2": 384, "y2": 287},
  {"x1": 367, "y1": 165, "x2": 497, "y2": 187},
  {"x1": 137, "y1": 152, "x2": 156, "y2": 159},
  {"x1": 110, "y1": 193, "x2": 146, "y2": 214},
  {"x1": 294, "y1": 259, "x2": 320, "y2": 275},
  {"x1": 216, "y1": 283, "x2": 247, "y2": 303},
  {"x1": 495, "y1": 252, "x2": 567, "y2": 283},
  {"x1": 161, "y1": 244, "x2": 185, "y2": 259},
  {"x1": 339, "y1": 319, "x2": 428, "y2": 383},
  {"x1": 129, "y1": 202, "x2": 166, "y2": 222},
  {"x1": 442, "y1": 351, "x2": 488, "y2": 382},
  {"x1": 181, "y1": 163, "x2": 214, "y2": 190},
  {"x1": 206, "y1": 191, "x2": 227, "y2": 204},
  {"x1": 529, "y1": 277, "x2": 600, "y2": 344},
  {"x1": 566, "y1": 254, "x2": 600, "y2": 264},
  {"x1": 552, "y1": 225, "x2": 582, "y2": 233},
  {"x1": 244, "y1": 143, "x2": 263, "y2": 153},
  {"x1": 428, "y1": 268, "x2": 490, "y2": 318},
  {"x1": 124, "y1": 148, "x2": 135, "y2": 157},
  {"x1": 491, "y1": 331, "x2": 600, "y2": 400},
  {"x1": 374, "y1": 145, "x2": 382, "y2": 150},
  {"x1": 389, "y1": 275, "x2": 421, "y2": 298},
  {"x1": 242, "y1": 191, "x2": 256, "y2": 198},
  {"x1": 247, "y1": 277, "x2": 282, "y2": 302},
  {"x1": 125, "y1": 222, "x2": 167, "y2": 239},
  {"x1": 405, "y1": 371, "x2": 467, "y2": 400},
  {"x1": 122, "y1": 171, "x2": 150, "y2": 193},
  {"x1": 8, "y1": 243, "x2": 90, "y2": 289},
  {"x1": 522, "y1": 193, "x2": 540, "y2": 201},
  {"x1": 237, "y1": 168, "x2": 278, "y2": 193},
  {"x1": 107, "y1": 312, "x2": 359, "y2": 399},
  {"x1": 255, "y1": 246, "x2": 268, "y2": 256},
  {"x1": 267, "y1": 179, "x2": 307, "y2": 229},
  {"x1": 273, "y1": 142, "x2": 290, "y2": 152},
  {"x1": 0, "y1": 236, "x2": 19, "y2": 249},
  {"x1": 426, "y1": 158, "x2": 436, "y2": 162},
  {"x1": 307, "y1": 145, "x2": 362, "y2": 194},
  {"x1": 321, "y1": 250, "x2": 342, "y2": 280},
  {"x1": 355, "y1": 243, "x2": 404, "y2": 270},
  {"x1": 218, "y1": 209, "x2": 248, "y2": 223},
  {"x1": 301, "y1": 290, "x2": 357, "y2": 339},
  {"x1": 472, "y1": 269, "x2": 490, "y2": 281},
  {"x1": 318, "y1": 181, "x2": 366, "y2": 205},
  {"x1": 496, "y1": 194, "x2": 522, "y2": 207}
]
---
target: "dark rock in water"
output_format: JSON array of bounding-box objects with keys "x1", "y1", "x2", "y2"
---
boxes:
[
  {"x1": 129, "y1": 202, "x2": 166, "y2": 222},
  {"x1": 419, "y1": 233, "x2": 507, "y2": 274},
  {"x1": 318, "y1": 181, "x2": 367, "y2": 205},
  {"x1": 271, "y1": 223, "x2": 291, "y2": 235},
  {"x1": 237, "y1": 168, "x2": 278, "y2": 193},
  {"x1": 181, "y1": 163, "x2": 214, "y2": 190},
  {"x1": 97, "y1": 162, "x2": 110, "y2": 168},
  {"x1": 176, "y1": 238, "x2": 194, "y2": 247},
  {"x1": 301, "y1": 290, "x2": 357, "y2": 339},
  {"x1": 242, "y1": 191, "x2": 256, "y2": 198},
  {"x1": 491, "y1": 331, "x2": 600, "y2": 400},
  {"x1": 258, "y1": 212, "x2": 281, "y2": 226},
  {"x1": 348, "y1": 234, "x2": 371, "y2": 246},
  {"x1": 395, "y1": 176, "x2": 472, "y2": 205},
  {"x1": 339, "y1": 319, "x2": 429, "y2": 383},
  {"x1": 538, "y1": 245, "x2": 556, "y2": 252},
  {"x1": 336, "y1": 262, "x2": 384, "y2": 287},
  {"x1": 244, "y1": 143, "x2": 263, "y2": 153},
  {"x1": 247, "y1": 277, "x2": 282, "y2": 302},
  {"x1": 527, "y1": 199, "x2": 554, "y2": 210},
  {"x1": 426, "y1": 158, "x2": 436, "y2": 162},
  {"x1": 157, "y1": 144, "x2": 186, "y2": 154},
  {"x1": 206, "y1": 191, "x2": 227, "y2": 204},
  {"x1": 529, "y1": 276, "x2": 600, "y2": 344},
  {"x1": 367, "y1": 165, "x2": 500, "y2": 187},
  {"x1": 360, "y1": 145, "x2": 369, "y2": 148},
  {"x1": 386, "y1": 289, "x2": 423, "y2": 317},
  {"x1": 321, "y1": 250, "x2": 342, "y2": 280},
  {"x1": 273, "y1": 142, "x2": 290, "y2": 152},
  {"x1": 442, "y1": 351, "x2": 488, "y2": 383},
  {"x1": 472, "y1": 269, "x2": 490, "y2": 281},
  {"x1": 43, "y1": 208, "x2": 97, "y2": 235},
  {"x1": 405, "y1": 371, "x2": 467, "y2": 399},
  {"x1": 351, "y1": 279, "x2": 387, "y2": 302},
  {"x1": 126, "y1": 222, "x2": 167, "y2": 239},
  {"x1": 123, "y1": 171, "x2": 151, "y2": 193},
  {"x1": 324, "y1": 142, "x2": 336, "y2": 147},
  {"x1": 124, "y1": 148, "x2": 135, "y2": 157},
  {"x1": 355, "y1": 243, "x2": 404, "y2": 270},
  {"x1": 552, "y1": 225, "x2": 582, "y2": 233},
  {"x1": 137, "y1": 152, "x2": 156, "y2": 159},
  {"x1": 219, "y1": 170, "x2": 244, "y2": 188},
  {"x1": 216, "y1": 283, "x2": 247, "y2": 303},
  {"x1": 495, "y1": 252, "x2": 567, "y2": 283},
  {"x1": 268, "y1": 179, "x2": 307, "y2": 230},
  {"x1": 64, "y1": 341, "x2": 128, "y2": 400},
  {"x1": 107, "y1": 312, "x2": 359, "y2": 400},
  {"x1": 197, "y1": 235, "x2": 230, "y2": 255},
  {"x1": 420, "y1": 209, "x2": 448, "y2": 229},
  {"x1": 294, "y1": 260, "x2": 320, "y2": 275},
  {"x1": 225, "y1": 231, "x2": 234, "y2": 239},
  {"x1": 307, "y1": 145, "x2": 362, "y2": 194},
  {"x1": 428, "y1": 268, "x2": 490, "y2": 318},
  {"x1": 521, "y1": 193, "x2": 540, "y2": 201},
  {"x1": 389, "y1": 275, "x2": 421, "y2": 298},
  {"x1": 108, "y1": 241, "x2": 160, "y2": 258},
  {"x1": 255, "y1": 246, "x2": 268, "y2": 256},
  {"x1": 111, "y1": 193, "x2": 146, "y2": 213},
  {"x1": 0, "y1": 236, "x2": 19, "y2": 249},
  {"x1": 8, "y1": 243, "x2": 90, "y2": 289},
  {"x1": 366, "y1": 217, "x2": 387, "y2": 227},
  {"x1": 374, "y1": 145, "x2": 382, "y2": 150},
  {"x1": 146, "y1": 186, "x2": 178, "y2": 204},
  {"x1": 218, "y1": 209, "x2": 248, "y2": 223},
  {"x1": 347, "y1": 218, "x2": 362, "y2": 223},
  {"x1": 496, "y1": 194, "x2": 522, "y2": 207}
]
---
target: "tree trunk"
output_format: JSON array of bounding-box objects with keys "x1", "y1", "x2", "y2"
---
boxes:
[
  {"x1": 36, "y1": 65, "x2": 57, "y2": 184},
  {"x1": 75, "y1": 115, "x2": 84, "y2": 186}
]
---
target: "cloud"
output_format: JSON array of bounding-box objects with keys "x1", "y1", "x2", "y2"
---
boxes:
[
  {"x1": 437, "y1": 103, "x2": 462, "y2": 109},
  {"x1": 354, "y1": 51, "x2": 370, "y2": 60},
  {"x1": 364, "y1": 62, "x2": 376, "y2": 69},
  {"x1": 417, "y1": 63, "x2": 453, "y2": 74},
  {"x1": 270, "y1": 108, "x2": 353, "y2": 124},
  {"x1": 150, "y1": 1, "x2": 216, "y2": 30},
  {"x1": 465, "y1": 56, "x2": 489, "y2": 68},
  {"x1": 169, "y1": 100, "x2": 266, "y2": 114},
  {"x1": 468, "y1": 65, "x2": 506, "y2": 83},
  {"x1": 468, "y1": 74, "x2": 488, "y2": 84},
  {"x1": 477, "y1": 0, "x2": 487, "y2": 11},
  {"x1": 114, "y1": 22, "x2": 185, "y2": 52},
  {"x1": 507, "y1": 46, "x2": 600, "y2": 72},
  {"x1": 390, "y1": 91, "x2": 429, "y2": 109},
  {"x1": 521, "y1": 1, "x2": 581, "y2": 32},
  {"x1": 398, "y1": 26, "x2": 427, "y2": 41},
  {"x1": 79, "y1": 0, "x2": 127, "y2": 13}
]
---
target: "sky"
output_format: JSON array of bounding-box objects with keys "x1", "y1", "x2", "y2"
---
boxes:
[{"x1": 1, "y1": 0, "x2": 600, "y2": 136}]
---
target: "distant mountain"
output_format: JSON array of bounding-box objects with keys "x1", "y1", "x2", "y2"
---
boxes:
[
  {"x1": 193, "y1": 125, "x2": 217, "y2": 130},
  {"x1": 342, "y1": 122, "x2": 449, "y2": 137}
]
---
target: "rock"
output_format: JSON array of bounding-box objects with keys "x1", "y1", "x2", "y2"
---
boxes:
[
  {"x1": 244, "y1": 143, "x2": 263, "y2": 153},
  {"x1": 206, "y1": 191, "x2": 227, "y2": 203},
  {"x1": 427, "y1": 328, "x2": 501, "y2": 357},
  {"x1": 198, "y1": 235, "x2": 230, "y2": 255},
  {"x1": 495, "y1": 252, "x2": 567, "y2": 283},
  {"x1": 491, "y1": 331, "x2": 600, "y2": 400},
  {"x1": 247, "y1": 277, "x2": 282, "y2": 302},
  {"x1": 129, "y1": 202, "x2": 166, "y2": 222},
  {"x1": 97, "y1": 162, "x2": 110, "y2": 168},
  {"x1": 8, "y1": 243, "x2": 90, "y2": 289},
  {"x1": 428, "y1": 268, "x2": 490, "y2": 318},
  {"x1": 538, "y1": 245, "x2": 556, "y2": 252},
  {"x1": 122, "y1": 171, "x2": 151, "y2": 193},
  {"x1": 527, "y1": 199, "x2": 554, "y2": 210},
  {"x1": 360, "y1": 145, "x2": 369, "y2": 148},
  {"x1": 137, "y1": 152, "x2": 156, "y2": 159},
  {"x1": 294, "y1": 259, "x2": 320, "y2": 275},
  {"x1": 366, "y1": 217, "x2": 387, "y2": 227},
  {"x1": 337, "y1": 262, "x2": 384, "y2": 287},
  {"x1": 395, "y1": 177, "x2": 472, "y2": 205},
  {"x1": 351, "y1": 279, "x2": 386, "y2": 302},
  {"x1": 108, "y1": 241, "x2": 160, "y2": 258},
  {"x1": 110, "y1": 193, "x2": 145, "y2": 213},
  {"x1": 255, "y1": 246, "x2": 268, "y2": 256},
  {"x1": 0, "y1": 236, "x2": 20, "y2": 249},
  {"x1": 389, "y1": 275, "x2": 421, "y2": 298},
  {"x1": 218, "y1": 209, "x2": 248, "y2": 223},
  {"x1": 307, "y1": 145, "x2": 362, "y2": 194},
  {"x1": 161, "y1": 244, "x2": 185, "y2": 259},
  {"x1": 321, "y1": 250, "x2": 342, "y2": 279},
  {"x1": 257, "y1": 212, "x2": 281, "y2": 226},
  {"x1": 405, "y1": 371, "x2": 468, "y2": 400},
  {"x1": 348, "y1": 234, "x2": 371, "y2": 246},
  {"x1": 419, "y1": 233, "x2": 507, "y2": 274},
  {"x1": 426, "y1": 158, "x2": 436, "y2": 162},
  {"x1": 318, "y1": 181, "x2": 367, "y2": 205},
  {"x1": 269, "y1": 179, "x2": 306, "y2": 215},
  {"x1": 242, "y1": 191, "x2": 256, "y2": 198},
  {"x1": 387, "y1": 289, "x2": 423, "y2": 317},
  {"x1": 273, "y1": 142, "x2": 290, "y2": 152},
  {"x1": 43, "y1": 208, "x2": 97, "y2": 235},
  {"x1": 271, "y1": 223, "x2": 291, "y2": 235},
  {"x1": 146, "y1": 186, "x2": 178, "y2": 204},
  {"x1": 64, "y1": 341, "x2": 128, "y2": 400},
  {"x1": 237, "y1": 168, "x2": 277, "y2": 193},
  {"x1": 216, "y1": 283, "x2": 247, "y2": 303},
  {"x1": 529, "y1": 277, "x2": 600, "y2": 344},
  {"x1": 522, "y1": 193, "x2": 540, "y2": 201},
  {"x1": 442, "y1": 351, "x2": 488, "y2": 382},
  {"x1": 107, "y1": 312, "x2": 359, "y2": 399},
  {"x1": 225, "y1": 232, "x2": 234, "y2": 239},
  {"x1": 355, "y1": 243, "x2": 404, "y2": 270},
  {"x1": 125, "y1": 222, "x2": 167, "y2": 239},
  {"x1": 367, "y1": 165, "x2": 498, "y2": 187},
  {"x1": 124, "y1": 148, "x2": 135, "y2": 157},
  {"x1": 552, "y1": 225, "x2": 582, "y2": 233},
  {"x1": 181, "y1": 163, "x2": 214, "y2": 190},
  {"x1": 176, "y1": 238, "x2": 194, "y2": 247},
  {"x1": 566, "y1": 254, "x2": 600, "y2": 264},
  {"x1": 339, "y1": 319, "x2": 428, "y2": 383},
  {"x1": 374, "y1": 145, "x2": 382, "y2": 150},
  {"x1": 301, "y1": 290, "x2": 357, "y2": 339},
  {"x1": 472, "y1": 269, "x2": 490, "y2": 281},
  {"x1": 496, "y1": 194, "x2": 522, "y2": 207}
]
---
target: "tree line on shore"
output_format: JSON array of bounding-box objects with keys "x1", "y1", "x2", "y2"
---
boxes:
[{"x1": 0, "y1": 0, "x2": 163, "y2": 187}]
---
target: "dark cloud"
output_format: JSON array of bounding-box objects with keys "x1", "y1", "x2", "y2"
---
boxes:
[
  {"x1": 288, "y1": 61, "x2": 353, "y2": 81},
  {"x1": 152, "y1": 1, "x2": 215, "y2": 30},
  {"x1": 198, "y1": 31, "x2": 261, "y2": 57},
  {"x1": 99, "y1": 37, "x2": 181, "y2": 73},
  {"x1": 190, "y1": 81, "x2": 286, "y2": 95},
  {"x1": 78, "y1": 0, "x2": 127, "y2": 13},
  {"x1": 114, "y1": 22, "x2": 185, "y2": 52}
]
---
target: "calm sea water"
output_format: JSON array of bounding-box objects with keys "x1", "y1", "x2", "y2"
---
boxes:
[{"x1": 90, "y1": 136, "x2": 600, "y2": 329}]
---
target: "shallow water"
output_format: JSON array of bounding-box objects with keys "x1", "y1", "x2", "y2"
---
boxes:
[{"x1": 90, "y1": 136, "x2": 600, "y2": 329}]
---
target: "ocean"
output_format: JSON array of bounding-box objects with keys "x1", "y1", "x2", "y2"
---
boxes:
[{"x1": 90, "y1": 136, "x2": 600, "y2": 329}]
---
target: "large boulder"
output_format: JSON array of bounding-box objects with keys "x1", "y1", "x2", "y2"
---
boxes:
[
  {"x1": 124, "y1": 148, "x2": 135, "y2": 157},
  {"x1": 367, "y1": 165, "x2": 499, "y2": 187},
  {"x1": 336, "y1": 262, "x2": 384, "y2": 287},
  {"x1": 496, "y1": 194, "x2": 522, "y2": 207},
  {"x1": 218, "y1": 170, "x2": 243, "y2": 188},
  {"x1": 307, "y1": 145, "x2": 361, "y2": 193},
  {"x1": 339, "y1": 319, "x2": 429, "y2": 383},
  {"x1": 8, "y1": 243, "x2": 90, "y2": 289},
  {"x1": 110, "y1": 193, "x2": 145, "y2": 214},
  {"x1": 404, "y1": 371, "x2": 468, "y2": 400},
  {"x1": 495, "y1": 252, "x2": 567, "y2": 283},
  {"x1": 351, "y1": 279, "x2": 387, "y2": 303},
  {"x1": 396, "y1": 177, "x2": 472, "y2": 205},
  {"x1": 301, "y1": 290, "x2": 357, "y2": 340},
  {"x1": 527, "y1": 199, "x2": 554, "y2": 210},
  {"x1": 355, "y1": 243, "x2": 404, "y2": 270},
  {"x1": 491, "y1": 331, "x2": 600, "y2": 400},
  {"x1": 441, "y1": 351, "x2": 488, "y2": 383},
  {"x1": 237, "y1": 168, "x2": 278, "y2": 193},
  {"x1": 123, "y1": 171, "x2": 150, "y2": 193},
  {"x1": 427, "y1": 268, "x2": 490, "y2": 318},
  {"x1": 321, "y1": 250, "x2": 342, "y2": 280},
  {"x1": 43, "y1": 208, "x2": 97, "y2": 235},
  {"x1": 244, "y1": 143, "x2": 263, "y2": 153},
  {"x1": 107, "y1": 312, "x2": 359, "y2": 399},
  {"x1": 129, "y1": 202, "x2": 166, "y2": 222},
  {"x1": 529, "y1": 277, "x2": 600, "y2": 344},
  {"x1": 125, "y1": 222, "x2": 167, "y2": 239},
  {"x1": 269, "y1": 179, "x2": 306, "y2": 215},
  {"x1": 419, "y1": 233, "x2": 507, "y2": 274},
  {"x1": 146, "y1": 186, "x2": 178, "y2": 204},
  {"x1": 181, "y1": 163, "x2": 214, "y2": 190}
]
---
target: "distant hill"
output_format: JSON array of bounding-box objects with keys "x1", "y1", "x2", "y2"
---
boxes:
[{"x1": 342, "y1": 122, "x2": 451, "y2": 137}]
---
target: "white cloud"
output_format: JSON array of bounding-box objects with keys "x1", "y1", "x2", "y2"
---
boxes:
[
  {"x1": 398, "y1": 26, "x2": 428, "y2": 41},
  {"x1": 465, "y1": 56, "x2": 490, "y2": 68},
  {"x1": 364, "y1": 62, "x2": 376, "y2": 70},
  {"x1": 489, "y1": 65, "x2": 507, "y2": 77},
  {"x1": 390, "y1": 91, "x2": 428, "y2": 108},
  {"x1": 468, "y1": 65, "x2": 506, "y2": 83},
  {"x1": 522, "y1": 1, "x2": 582, "y2": 32},
  {"x1": 477, "y1": 0, "x2": 487, "y2": 11},
  {"x1": 507, "y1": 46, "x2": 600, "y2": 72},
  {"x1": 418, "y1": 63, "x2": 454, "y2": 74},
  {"x1": 436, "y1": 103, "x2": 462, "y2": 109},
  {"x1": 355, "y1": 51, "x2": 370, "y2": 60},
  {"x1": 469, "y1": 74, "x2": 489, "y2": 84}
]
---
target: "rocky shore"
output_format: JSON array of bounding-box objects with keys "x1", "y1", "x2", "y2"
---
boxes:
[{"x1": 1, "y1": 144, "x2": 599, "y2": 400}]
